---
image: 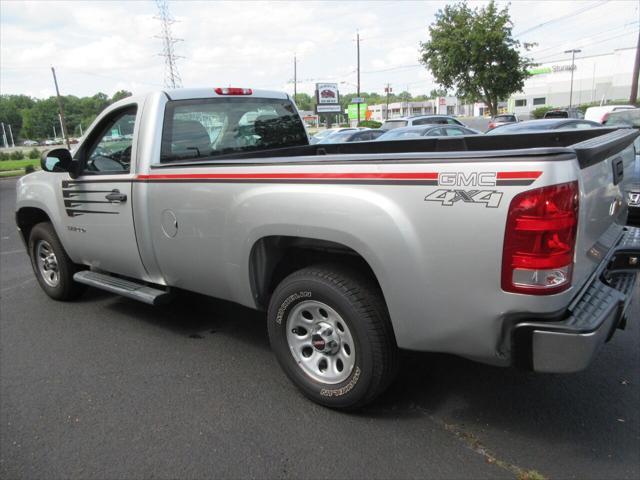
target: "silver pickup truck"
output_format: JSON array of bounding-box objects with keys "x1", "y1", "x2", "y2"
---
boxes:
[{"x1": 15, "y1": 88, "x2": 640, "y2": 409}]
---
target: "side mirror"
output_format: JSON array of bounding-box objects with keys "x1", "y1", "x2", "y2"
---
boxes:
[{"x1": 41, "y1": 148, "x2": 80, "y2": 177}]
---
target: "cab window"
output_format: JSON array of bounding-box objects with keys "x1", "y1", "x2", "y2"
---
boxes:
[
  {"x1": 84, "y1": 107, "x2": 137, "y2": 174},
  {"x1": 160, "y1": 97, "x2": 308, "y2": 162}
]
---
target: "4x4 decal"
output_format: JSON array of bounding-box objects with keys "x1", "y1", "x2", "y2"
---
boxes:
[{"x1": 425, "y1": 189, "x2": 503, "y2": 208}]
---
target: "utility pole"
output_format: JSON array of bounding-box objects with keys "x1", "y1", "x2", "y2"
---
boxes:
[
  {"x1": 356, "y1": 30, "x2": 361, "y2": 125},
  {"x1": 385, "y1": 83, "x2": 392, "y2": 120},
  {"x1": 293, "y1": 54, "x2": 297, "y2": 102},
  {"x1": 630, "y1": 30, "x2": 640, "y2": 106},
  {"x1": 53, "y1": 125, "x2": 57, "y2": 139},
  {"x1": 51, "y1": 67, "x2": 71, "y2": 149},
  {"x1": 79, "y1": 123, "x2": 83, "y2": 136},
  {"x1": 155, "y1": 0, "x2": 183, "y2": 89},
  {"x1": 564, "y1": 49, "x2": 581, "y2": 109},
  {"x1": 8, "y1": 124, "x2": 15, "y2": 148},
  {"x1": 1, "y1": 123, "x2": 7, "y2": 148}
]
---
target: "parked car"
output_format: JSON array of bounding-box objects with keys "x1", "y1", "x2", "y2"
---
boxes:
[
  {"x1": 585, "y1": 105, "x2": 635, "y2": 124},
  {"x1": 488, "y1": 114, "x2": 518, "y2": 130},
  {"x1": 310, "y1": 128, "x2": 357, "y2": 144},
  {"x1": 486, "y1": 118, "x2": 601, "y2": 134},
  {"x1": 604, "y1": 108, "x2": 640, "y2": 225},
  {"x1": 20, "y1": 87, "x2": 639, "y2": 409},
  {"x1": 543, "y1": 108, "x2": 584, "y2": 119},
  {"x1": 22, "y1": 140, "x2": 39, "y2": 146},
  {"x1": 380, "y1": 115, "x2": 465, "y2": 130},
  {"x1": 320, "y1": 89, "x2": 336, "y2": 99},
  {"x1": 317, "y1": 129, "x2": 385, "y2": 144},
  {"x1": 376, "y1": 125, "x2": 479, "y2": 141}
]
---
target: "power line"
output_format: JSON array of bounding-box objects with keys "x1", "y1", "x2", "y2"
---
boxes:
[
  {"x1": 155, "y1": 0, "x2": 183, "y2": 89},
  {"x1": 514, "y1": 0, "x2": 609, "y2": 37}
]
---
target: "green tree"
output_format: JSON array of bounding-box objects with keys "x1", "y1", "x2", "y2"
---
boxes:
[
  {"x1": 293, "y1": 93, "x2": 313, "y2": 111},
  {"x1": 0, "y1": 95, "x2": 35, "y2": 140},
  {"x1": 419, "y1": 1, "x2": 533, "y2": 116},
  {"x1": 111, "y1": 90, "x2": 133, "y2": 103}
]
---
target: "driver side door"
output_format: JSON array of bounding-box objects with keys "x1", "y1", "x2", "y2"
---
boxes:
[{"x1": 59, "y1": 104, "x2": 147, "y2": 279}]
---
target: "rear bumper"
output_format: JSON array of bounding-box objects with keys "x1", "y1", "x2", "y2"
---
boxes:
[{"x1": 513, "y1": 226, "x2": 640, "y2": 373}]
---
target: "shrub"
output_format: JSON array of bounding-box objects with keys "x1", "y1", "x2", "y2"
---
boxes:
[
  {"x1": 10, "y1": 150, "x2": 24, "y2": 160},
  {"x1": 358, "y1": 120, "x2": 382, "y2": 128},
  {"x1": 24, "y1": 164, "x2": 35, "y2": 174},
  {"x1": 28, "y1": 148, "x2": 40, "y2": 159},
  {"x1": 531, "y1": 106, "x2": 555, "y2": 119},
  {"x1": 0, "y1": 152, "x2": 9, "y2": 161}
]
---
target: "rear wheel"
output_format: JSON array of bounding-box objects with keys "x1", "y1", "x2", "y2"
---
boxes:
[
  {"x1": 28, "y1": 222, "x2": 86, "y2": 301},
  {"x1": 267, "y1": 265, "x2": 398, "y2": 409}
]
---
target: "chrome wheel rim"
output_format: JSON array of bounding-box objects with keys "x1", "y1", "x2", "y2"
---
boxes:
[
  {"x1": 36, "y1": 240, "x2": 60, "y2": 287},
  {"x1": 286, "y1": 300, "x2": 356, "y2": 384}
]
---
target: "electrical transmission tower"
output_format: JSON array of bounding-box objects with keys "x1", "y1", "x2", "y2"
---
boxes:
[{"x1": 155, "y1": 0, "x2": 183, "y2": 89}]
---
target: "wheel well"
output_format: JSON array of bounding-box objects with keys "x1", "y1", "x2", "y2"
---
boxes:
[
  {"x1": 16, "y1": 207, "x2": 51, "y2": 245},
  {"x1": 249, "y1": 236, "x2": 383, "y2": 310}
]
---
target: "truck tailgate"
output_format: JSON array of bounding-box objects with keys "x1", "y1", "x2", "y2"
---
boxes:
[{"x1": 570, "y1": 128, "x2": 638, "y2": 292}]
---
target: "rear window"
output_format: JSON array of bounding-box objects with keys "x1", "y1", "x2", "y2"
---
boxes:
[
  {"x1": 380, "y1": 120, "x2": 408, "y2": 130},
  {"x1": 494, "y1": 115, "x2": 516, "y2": 122},
  {"x1": 160, "y1": 97, "x2": 307, "y2": 162},
  {"x1": 544, "y1": 110, "x2": 568, "y2": 119}
]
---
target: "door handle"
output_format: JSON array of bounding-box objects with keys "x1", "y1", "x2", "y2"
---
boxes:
[{"x1": 105, "y1": 189, "x2": 127, "y2": 203}]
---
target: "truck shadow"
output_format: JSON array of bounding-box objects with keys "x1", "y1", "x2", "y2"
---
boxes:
[{"x1": 97, "y1": 286, "x2": 637, "y2": 457}]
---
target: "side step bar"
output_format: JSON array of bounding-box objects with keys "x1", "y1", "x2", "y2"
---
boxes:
[{"x1": 73, "y1": 271, "x2": 172, "y2": 305}]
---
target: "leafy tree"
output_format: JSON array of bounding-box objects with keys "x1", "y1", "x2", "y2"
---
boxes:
[
  {"x1": 111, "y1": 90, "x2": 133, "y2": 103},
  {"x1": 293, "y1": 93, "x2": 313, "y2": 111},
  {"x1": 0, "y1": 95, "x2": 35, "y2": 140},
  {"x1": 397, "y1": 91, "x2": 412, "y2": 102},
  {"x1": 419, "y1": 1, "x2": 533, "y2": 116}
]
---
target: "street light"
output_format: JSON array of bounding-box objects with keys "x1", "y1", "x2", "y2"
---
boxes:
[{"x1": 564, "y1": 49, "x2": 581, "y2": 109}]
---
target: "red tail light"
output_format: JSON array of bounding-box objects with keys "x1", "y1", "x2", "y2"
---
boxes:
[
  {"x1": 488, "y1": 122, "x2": 496, "y2": 129},
  {"x1": 601, "y1": 112, "x2": 610, "y2": 124},
  {"x1": 214, "y1": 87, "x2": 253, "y2": 95},
  {"x1": 501, "y1": 181, "x2": 579, "y2": 295}
]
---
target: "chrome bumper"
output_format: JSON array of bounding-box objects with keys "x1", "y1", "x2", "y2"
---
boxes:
[{"x1": 513, "y1": 226, "x2": 639, "y2": 373}]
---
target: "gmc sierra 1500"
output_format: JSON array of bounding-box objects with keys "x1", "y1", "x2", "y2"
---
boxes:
[{"x1": 16, "y1": 88, "x2": 640, "y2": 409}]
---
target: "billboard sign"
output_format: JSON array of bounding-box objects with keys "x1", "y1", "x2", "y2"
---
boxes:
[
  {"x1": 316, "y1": 83, "x2": 339, "y2": 104},
  {"x1": 347, "y1": 103, "x2": 368, "y2": 120}
]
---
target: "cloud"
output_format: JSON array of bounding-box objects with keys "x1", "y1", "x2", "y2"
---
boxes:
[{"x1": 1, "y1": 0, "x2": 637, "y2": 98}]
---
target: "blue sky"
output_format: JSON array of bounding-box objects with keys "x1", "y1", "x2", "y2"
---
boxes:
[{"x1": 1, "y1": 0, "x2": 638, "y2": 98}]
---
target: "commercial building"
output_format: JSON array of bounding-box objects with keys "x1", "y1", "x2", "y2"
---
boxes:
[
  {"x1": 507, "y1": 47, "x2": 636, "y2": 118},
  {"x1": 367, "y1": 96, "x2": 469, "y2": 122}
]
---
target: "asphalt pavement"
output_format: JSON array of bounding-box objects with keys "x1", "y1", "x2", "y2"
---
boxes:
[{"x1": 1, "y1": 177, "x2": 638, "y2": 479}]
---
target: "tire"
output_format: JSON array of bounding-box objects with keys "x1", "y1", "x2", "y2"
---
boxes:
[
  {"x1": 267, "y1": 265, "x2": 398, "y2": 409},
  {"x1": 28, "y1": 222, "x2": 86, "y2": 301}
]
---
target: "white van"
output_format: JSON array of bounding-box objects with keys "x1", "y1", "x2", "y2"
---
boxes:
[{"x1": 585, "y1": 105, "x2": 635, "y2": 123}]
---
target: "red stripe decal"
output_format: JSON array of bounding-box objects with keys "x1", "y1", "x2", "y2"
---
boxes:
[
  {"x1": 496, "y1": 171, "x2": 542, "y2": 180},
  {"x1": 137, "y1": 172, "x2": 439, "y2": 181}
]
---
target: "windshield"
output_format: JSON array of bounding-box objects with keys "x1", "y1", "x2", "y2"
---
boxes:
[
  {"x1": 604, "y1": 109, "x2": 640, "y2": 128},
  {"x1": 494, "y1": 115, "x2": 516, "y2": 122},
  {"x1": 377, "y1": 129, "x2": 425, "y2": 140},
  {"x1": 380, "y1": 120, "x2": 408, "y2": 130},
  {"x1": 313, "y1": 129, "x2": 338, "y2": 140},
  {"x1": 318, "y1": 131, "x2": 355, "y2": 144},
  {"x1": 544, "y1": 111, "x2": 569, "y2": 118},
  {"x1": 485, "y1": 120, "x2": 559, "y2": 134}
]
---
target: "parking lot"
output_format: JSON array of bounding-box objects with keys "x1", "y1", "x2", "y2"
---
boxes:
[{"x1": 0, "y1": 177, "x2": 638, "y2": 479}]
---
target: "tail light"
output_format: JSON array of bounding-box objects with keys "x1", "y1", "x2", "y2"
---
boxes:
[
  {"x1": 601, "y1": 112, "x2": 610, "y2": 124},
  {"x1": 501, "y1": 181, "x2": 579, "y2": 295},
  {"x1": 488, "y1": 122, "x2": 496, "y2": 129},
  {"x1": 214, "y1": 87, "x2": 253, "y2": 95}
]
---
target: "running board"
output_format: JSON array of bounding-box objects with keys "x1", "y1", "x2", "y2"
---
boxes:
[{"x1": 73, "y1": 271, "x2": 171, "y2": 305}]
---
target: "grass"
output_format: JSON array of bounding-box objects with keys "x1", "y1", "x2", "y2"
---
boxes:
[{"x1": 0, "y1": 159, "x2": 40, "y2": 172}]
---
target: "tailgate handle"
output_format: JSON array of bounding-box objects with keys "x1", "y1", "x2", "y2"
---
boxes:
[{"x1": 612, "y1": 157, "x2": 623, "y2": 185}]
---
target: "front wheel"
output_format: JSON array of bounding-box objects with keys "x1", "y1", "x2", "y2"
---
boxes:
[
  {"x1": 28, "y1": 222, "x2": 86, "y2": 301},
  {"x1": 267, "y1": 265, "x2": 398, "y2": 409}
]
